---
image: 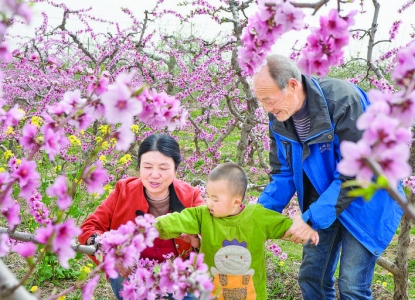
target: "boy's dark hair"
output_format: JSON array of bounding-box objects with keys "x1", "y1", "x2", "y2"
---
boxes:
[
  {"x1": 138, "y1": 134, "x2": 182, "y2": 170},
  {"x1": 208, "y1": 162, "x2": 247, "y2": 199}
]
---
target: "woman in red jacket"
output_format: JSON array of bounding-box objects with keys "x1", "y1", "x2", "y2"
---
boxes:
[{"x1": 78, "y1": 134, "x2": 204, "y2": 300}]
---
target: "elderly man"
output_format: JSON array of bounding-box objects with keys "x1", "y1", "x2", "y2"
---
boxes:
[{"x1": 253, "y1": 54, "x2": 403, "y2": 300}]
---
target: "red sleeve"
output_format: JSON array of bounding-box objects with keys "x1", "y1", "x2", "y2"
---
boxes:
[{"x1": 78, "y1": 180, "x2": 121, "y2": 245}]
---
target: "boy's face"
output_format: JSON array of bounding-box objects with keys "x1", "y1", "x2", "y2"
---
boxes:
[{"x1": 205, "y1": 179, "x2": 240, "y2": 218}]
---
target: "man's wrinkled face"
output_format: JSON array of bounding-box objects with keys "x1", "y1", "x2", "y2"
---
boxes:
[{"x1": 253, "y1": 65, "x2": 302, "y2": 122}]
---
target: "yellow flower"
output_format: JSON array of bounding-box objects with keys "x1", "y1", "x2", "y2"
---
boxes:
[
  {"x1": 68, "y1": 135, "x2": 81, "y2": 146},
  {"x1": 98, "y1": 125, "x2": 110, "y2": 135},
  {"x1": 5, "y1": 126, "x2": 15, "y2": 134},
  {"x1": 91, "y1": 192, "x2": 99, "y2": 197},
  {"x1": 104, "y1": 184, "x2": 112, "y2": 192},
  {"x1": 95, "y1": 136, "x2": 103, "y2": 143},
  {"x1": 87, "y1": 263, "x2": 93, "y2": 267},
  {"x1": 382, "y1": 282, "x2": 387, "y2": 287},
  {"x1": 118, "y1": 154, "x2": 132, "y2": 165},
  {"x1": 81, "y1": 265, "x2": 91, "y2": 273},
  {"x1": 131, "y1": 124, "x2": 139, "y2": 134},
  {"x1": 54, "y1": 165, "x2": 62, "y2": 173},
  {"x1": 0, "y1": 167, "x2": 5, "y2": 173},
  {"x1": 102, "y1": 141, "x2": 110, "y2": 150},
  {"x1": 99, "y1": 155, "x2": 107, "y2": 163},
  {"x1": 376, "y1": 280, "x2": 381, "y2": 284},
  {"x1": 16, "y1": 159, "x2": 21, "y2": 165},
  {"x1": 57, "y1": 296, "x2": 65, "y2": 300},
  {"x1": 278, "y1": 261, "x2": 284, "y2": 266},
  {"x1": 3, "y1": 150, "x2": 14, "y2": 159},
  {"x1": 387, "y1": 272, "x2": 393, "y2": 276},
  {"x1": 79, "y1": 130, "x2": 85, "y2": 135},
  {"x1": 31, "y1": 116, "x2": 43, "y2": 128},
  {"x1": 110, "y1": 138, "x2": 117, "y2": 147},
  {"x1": 30, "y1": 286, "x2": 38, "y2": 293}
]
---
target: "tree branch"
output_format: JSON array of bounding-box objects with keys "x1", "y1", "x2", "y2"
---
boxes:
[
  {"x1": 364, "y1": 158, "x2": 415, "y2": 220},
  {"x1": 0, "y1": 227, "x2": 97, "y2": 255}
]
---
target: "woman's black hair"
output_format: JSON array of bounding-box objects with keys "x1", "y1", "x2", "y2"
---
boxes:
[{"x1": 137, "y1": 134, "x2": 182, "y2": 170}]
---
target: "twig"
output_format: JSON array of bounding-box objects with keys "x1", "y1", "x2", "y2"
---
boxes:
[{"x1": 0, "y1": 227, "x2": 97, "y2": 255}]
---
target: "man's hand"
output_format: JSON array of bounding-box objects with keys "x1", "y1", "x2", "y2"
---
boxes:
[
  {"x1": 282, "y1": 214, "x2": 319, "y2": 245},
  {"x1": 179, "y1": 234, "x2": 201, "y2": 249},
  {"x1": 116, "y1": 260, "x2": 132, "y2": 278}
]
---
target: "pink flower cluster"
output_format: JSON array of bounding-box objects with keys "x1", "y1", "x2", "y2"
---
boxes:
[
  {"x1": 97, "y1": 214, "x2": 159, "y2": 279},
  {"x1": 100, "y1": 72, "x2": 187, "y2": 151},
  {"x1": 402, "y1": 176, "x2": 415, "y2": 194},
  {"x1": 298, "y1": 9, "x2": 356, "y2": 76},
  {"x1": 389, "y1": 21, "x2": 402, "y2": 40},
  {"x1": 237, "y1": 0, "x2": 304, "y2": 75},
  {"x1": 121, "y1": 252, "x2": 213, "y2": 300},
  {"x1": 28, "y1": 191, "x2": 50, "y2": 225},
  {"x1": 35, "y1": 219, "x2": 81, "y2": 268},
  {"x1": 338, "y1": 43, "x2": 415, "y2": 188},
  {"x1": 266, "y1": 241, "x2": 288, "y2": 260}
]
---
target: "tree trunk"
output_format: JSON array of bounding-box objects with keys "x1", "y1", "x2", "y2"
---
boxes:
[{"x1": 393, "y1": 142, "x2": 415, "y2": 299}]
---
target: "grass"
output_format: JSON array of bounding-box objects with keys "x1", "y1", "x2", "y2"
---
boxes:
[{"x1": 266, "y1": 231, "x2": 415, "y2": 299}]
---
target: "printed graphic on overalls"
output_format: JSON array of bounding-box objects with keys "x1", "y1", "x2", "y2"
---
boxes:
[{"x1": 211, "y1": 239, "x2": 256, "y2": 300}]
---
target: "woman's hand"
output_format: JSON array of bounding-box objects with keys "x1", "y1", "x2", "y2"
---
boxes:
[{"x1": 116, "y1": 260, "x2": 132, "y2": 278}]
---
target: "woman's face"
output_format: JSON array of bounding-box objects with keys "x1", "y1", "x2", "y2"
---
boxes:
[{"x1": 139, "y1": 151, "x2": 177, "y2": 199}]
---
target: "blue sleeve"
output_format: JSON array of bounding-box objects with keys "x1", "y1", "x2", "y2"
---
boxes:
[{"x1": 258, "y1": 121, "x2": 296, "y2": 212}]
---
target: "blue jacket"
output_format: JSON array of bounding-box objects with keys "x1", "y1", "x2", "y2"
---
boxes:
[{"x1": 258, "y1": 75, "x2": 404, "y2": 256}]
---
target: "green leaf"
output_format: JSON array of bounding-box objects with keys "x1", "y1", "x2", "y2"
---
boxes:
[
  {"x1": 342, "y1": 180, "x2": 362, "y2": 188},
  {"x1": 376, "y1": 175, "x2": 389, "y2": 189}
]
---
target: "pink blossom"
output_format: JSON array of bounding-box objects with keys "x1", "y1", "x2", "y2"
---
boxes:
[
  {"x1": 392, "y1": 42, "x2": 415, "y2": 87},
  {"x1": 46, "y1": 175, "x2": 72, "y2": 210},
  {"x1": 1, "y1": 104, "x2": 25, "y2": 129},
  {"x1": 87, "y1": 76, "x2": 109, "y2": 95},
  {"x1": 82, "y1": 275, "x2": 100, "y2": 300},
  {"x1": 20, "y1": 123, "x2": 39, "y2": 151},
  {"x1": 0, "y1": 42, "x2": 12, "y2": 63},
  {"x1": 357, "y1": 90, "x2": 391, "y2": 130},
  {"x1": 35, "y1": 223, "x2": 54, "y2": 244},
  {"x1": 0, "y1": 233, "x2": 11, "y2": 257},
  {"x1": 12, "y1": 159, "x2": 40, "y2": 198},
  {"x1": 2, "y1": 202, "x2": 20, "y2": 229},
  {"x1": 375, "y1": 146, "x2": 411, "y2": 188},
  {"x1": 390, "y1": 90, "x2": 415, "y2": 127},
  {"x1": 361, "y1": 114, "x2": 400, "y2": 147},
  {"x1": 101, "y1": 82, "x2": 143, "y2": 125},
  {"x1": 113, "y1": 124, "x2": 135, "y2": 152},
  {"x1": 52, "y1": 220, "x2": 81, "y2": 268},
  {"x1": 337, "y1": 140, "x2": 373, "y2": 183},
  {"x1": 82, "y1": 161, "x2": 109, "y2": 194},
  {"x1": 40, "y1": 127, "x2": 69, "y2": 160},
  {"x1": 61, "y1": 90, "x2": 86, "y2": 114},
  {"x1": 274, "y1": 1, "x2": 304, "y2": 32},
  {"x1": 13, "y1": 242, "x2": 37, "y2": 258},
  {"x1": 68, "y1": 108, "x2": 95, "y2": 130}
]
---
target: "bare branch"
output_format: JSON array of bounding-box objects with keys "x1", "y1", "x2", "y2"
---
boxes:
[
  {"x1": 376, "y1": 256, "x2": 400, "y2": 275},
  {"x1": 0, "y1": 260, "x2": 37, "y2": 300},
  {"x1": 0, "y1": 227, "x2": 97, "y2": 255}
]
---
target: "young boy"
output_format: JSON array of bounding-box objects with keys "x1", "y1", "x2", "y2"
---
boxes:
[{"x1": 155, "y1": 162, "x2": 319, "y2": 299}]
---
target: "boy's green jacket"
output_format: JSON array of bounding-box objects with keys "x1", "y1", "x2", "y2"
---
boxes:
[{"x1": 155, "y1": 204, "x2": 293, "y2": 299}]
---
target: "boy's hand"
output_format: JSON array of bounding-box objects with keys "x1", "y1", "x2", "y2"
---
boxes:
[
  {"x1": 179, "y1": 234, "x2": 201, "y2": 249},
  {"x1": 283, "y1": 214, "x2": 319, "y2": 245}
]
